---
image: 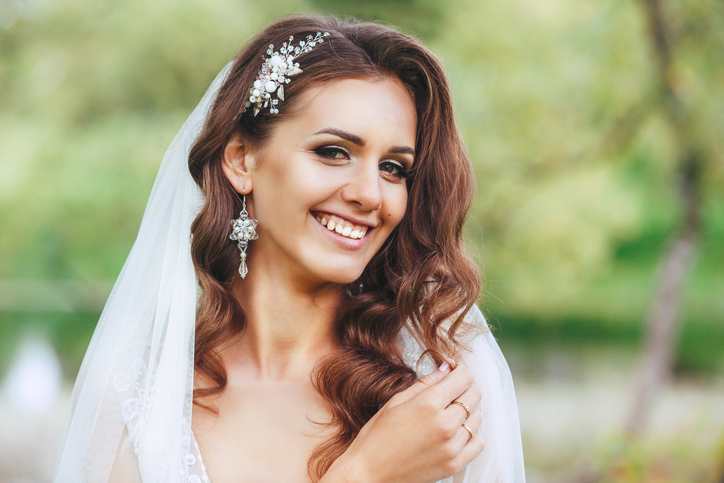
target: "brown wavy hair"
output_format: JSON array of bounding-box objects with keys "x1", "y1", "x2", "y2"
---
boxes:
[{"x1": 187, "y1": 15, "x2": 481, "y2": 481}]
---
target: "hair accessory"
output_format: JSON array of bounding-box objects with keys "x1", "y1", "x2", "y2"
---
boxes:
[
  {"x1": 230, "y1": 194, "x2": 258, "y2": 278},
  {"x1": 244, "y1": 31, "x2": 330, "y2": 116}
]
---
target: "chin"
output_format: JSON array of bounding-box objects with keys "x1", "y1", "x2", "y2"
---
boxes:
[
  {"x1": 329, "y1": 272, "x2": 364, "y2": 286},
  {"x1": 316, "y1": 265, "x2": 365, "y2": 286}
]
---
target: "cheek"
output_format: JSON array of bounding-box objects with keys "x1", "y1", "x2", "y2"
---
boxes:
[
  {"x1": 253, "y1": 161, "x2": 313, "y2": 217},
  {"x1": 383, "y1": 190, "x2": 408, "y2": 228}
]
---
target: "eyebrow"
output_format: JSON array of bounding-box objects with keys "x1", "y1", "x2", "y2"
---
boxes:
[{"x1": 313, "y1": 128, "x2": 416, "y2": 157}]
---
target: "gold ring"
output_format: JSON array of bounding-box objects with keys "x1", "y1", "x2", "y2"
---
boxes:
[
  {"x1": 462, "y1": 423, "x2": 474, "y2": 441},
  {"x1": 451, "y1": 400, "x2": 471, "y2": 419}
]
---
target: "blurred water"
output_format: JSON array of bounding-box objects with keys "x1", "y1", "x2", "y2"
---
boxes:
[
  {"x1": 3, "y1": 337, "x2": 61, "y2": 413},
  {"x1": 0, "y1": 335, "x2": 66, "y2": 483}
]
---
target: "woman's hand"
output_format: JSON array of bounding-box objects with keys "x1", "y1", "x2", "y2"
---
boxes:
[{"x1": 322, "y1": 363, "x2": 485, "y2": 483}]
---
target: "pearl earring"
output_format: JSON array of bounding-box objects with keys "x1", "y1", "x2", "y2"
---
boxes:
[{"x1": 229, "y1": 194, "x2": 258, "y2": 278}]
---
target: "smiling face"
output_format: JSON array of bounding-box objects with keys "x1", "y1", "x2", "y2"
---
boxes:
[{"x1": 224, "y1": 77, "x2": 417, "y2": 287}]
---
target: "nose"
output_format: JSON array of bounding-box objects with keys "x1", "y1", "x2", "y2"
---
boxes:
[{"x1": 341, "y1": 161, "x2": 382, "y2": 211}]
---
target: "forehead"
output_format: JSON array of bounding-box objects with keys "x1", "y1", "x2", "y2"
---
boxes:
[{"x1": 273, "y1": 77, "x2": 417, "y2": 146}]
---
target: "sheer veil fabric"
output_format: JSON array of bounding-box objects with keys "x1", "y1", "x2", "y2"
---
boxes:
[
  {"x1": 53, "y1": 64, "x2": 525, "y2": 483},
  {"x1": 404, "y1": 308, "x2": 527, "y2": 483}
]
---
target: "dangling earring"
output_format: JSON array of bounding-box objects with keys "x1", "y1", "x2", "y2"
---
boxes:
[{"x1": 229, "y1": 194, "x2": 258, "y2": 278}]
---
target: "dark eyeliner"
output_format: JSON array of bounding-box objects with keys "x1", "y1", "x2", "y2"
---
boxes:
[
  {"x1": 313, "y1": 146, "x2": 349, "y2": 159},
  {"x1": 380, "y1": 160, "x2": 410, "y2": 179}
]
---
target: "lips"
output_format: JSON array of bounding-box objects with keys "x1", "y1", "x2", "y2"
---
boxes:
[{"x1": 313, "y1": 212, "x2": 369, "y2": 239}]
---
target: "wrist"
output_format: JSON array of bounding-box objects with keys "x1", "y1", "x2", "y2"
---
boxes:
[{"x1": 320, "y1": 454, "x2": 371, "y2": 483}]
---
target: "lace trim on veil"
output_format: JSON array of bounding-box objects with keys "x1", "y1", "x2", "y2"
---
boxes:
[{"x1": 113, "y1": 359, "x2": 210, "y2": 483}]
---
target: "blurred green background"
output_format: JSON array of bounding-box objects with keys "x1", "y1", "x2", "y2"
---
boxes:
[{"x1": 0, "y1": 0, "x2": 722, "y2": 481}]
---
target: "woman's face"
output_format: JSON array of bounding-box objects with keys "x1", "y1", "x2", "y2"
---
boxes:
[{"x1": 237, "y1": 76, "x2": 417, "y2": 286}]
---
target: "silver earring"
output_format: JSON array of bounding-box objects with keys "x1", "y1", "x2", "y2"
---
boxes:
[{"x1": 229, "y1": 194, "x2": 258, "y2": 278}]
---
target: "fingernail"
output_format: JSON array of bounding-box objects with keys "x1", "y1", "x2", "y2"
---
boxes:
[{"x1": 438, "y1": 362, "x2": 449, "y2": 372}]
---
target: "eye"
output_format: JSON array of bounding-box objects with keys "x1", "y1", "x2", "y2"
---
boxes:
[
  {"x1": 314, "y1": 146, "x2": 350, "y2": 160},
  {"x1": 379, "y1": 160, "x2": 409, "y2": 180}
]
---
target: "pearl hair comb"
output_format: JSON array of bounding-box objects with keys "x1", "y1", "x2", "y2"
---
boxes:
[{"x1": 244, "y1": 31, "x2": 330, "y2": 116}]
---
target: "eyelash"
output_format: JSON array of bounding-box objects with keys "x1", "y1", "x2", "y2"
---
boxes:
[
  {"x1": 313, "y1": 146, "x2": 410, "y2": 180},
  {"x1": 379, "y1": 160, "x2": 409, "y2": 180},
  {"x1": 314, "y1": 146, "x2": 349, "y2": 160}
]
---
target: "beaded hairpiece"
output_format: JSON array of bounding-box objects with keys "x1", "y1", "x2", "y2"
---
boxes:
[{"x1": 244, "y1": 31, "x2": 330, "y2": 116}]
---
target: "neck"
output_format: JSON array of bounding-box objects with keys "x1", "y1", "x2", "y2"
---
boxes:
[{"x1": 221, "y1": 268, "x2": 342, "y2": 383}]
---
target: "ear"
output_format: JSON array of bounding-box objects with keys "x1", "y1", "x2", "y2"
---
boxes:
[{"x1": 222, "y1": 132, "x2": 253, "y2": 195}]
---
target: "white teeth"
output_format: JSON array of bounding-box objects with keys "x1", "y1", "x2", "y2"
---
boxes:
[{"x1": 316, "y1": 213, "x2": 369, "y2": 240}]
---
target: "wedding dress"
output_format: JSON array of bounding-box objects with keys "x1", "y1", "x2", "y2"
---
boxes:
[{"x1": 53, "y1": 63, "x2": 526, "y2": 483}]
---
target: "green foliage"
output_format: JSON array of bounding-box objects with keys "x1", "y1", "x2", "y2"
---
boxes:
[
  {"x1": 594, "y1": 429, "x2": 724, "y2": 482},
  {"x1": 0, "y1": 0, "x2": 296, "y2": 279},
  {"x1": 0, "y1": 311, "x2": 97, "y2": 378},
  {"x1": 1, "y1": 1, "x2": 722, "y2": 478},
  {"x1": 0, "y1": 0, "x2": 722, "y2": 374},
  {"x1": 308, "y1": 0, "x2": 446, "y2": 39}
]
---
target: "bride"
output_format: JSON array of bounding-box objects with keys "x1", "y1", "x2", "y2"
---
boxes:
[{"x1": 54, "y1": 15, "x2": 525, "y2": 483}]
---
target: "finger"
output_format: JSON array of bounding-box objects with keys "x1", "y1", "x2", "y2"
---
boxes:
[
  {"x1": 424, "y1": 364, "x2": 475, "y2": 409},
  {"x1": 445, "y1": 384, "x2": 481, "y2": 422},
  {"x1": 386, "y1": 362, "x2": 452, "y2": 407},
  {"x1": 456, "y1": 433, "x2": 486, "y2": 468},
  {"x1": 448, "y1": 400, "x2": 471, "y2": 421},
  {"x1": 451, "y1": 409, "x2": 482, "y2": 450},
  {"x1": 466, "y1": 409, "x2": 483, "y2": 436}
]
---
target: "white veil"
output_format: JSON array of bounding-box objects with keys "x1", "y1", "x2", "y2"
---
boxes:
[
  {"x1": 398, "y1": 308, "x2": 526, "y2": 483},
  {"x1": 54, "y1": 63, "x2": 232, "y2": 483},
  {"x1": 53, "y1": 61, "x2": 525, "y2": 483}
]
